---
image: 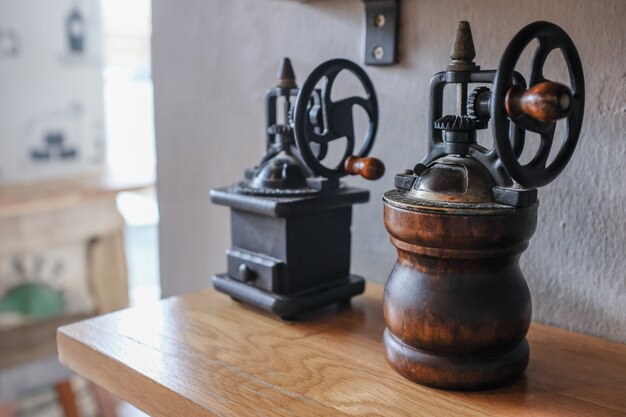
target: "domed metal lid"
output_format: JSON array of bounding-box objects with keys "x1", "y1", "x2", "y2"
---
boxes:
[
  {"x1": 235, "y1": 125, "x2": 319, "y2": 196},
  {"x1": 406, "y1": 155, "x2": 496, "y2": 204},
  {"x1": 249, "y1": 152, "x2": 309, "y2": 190}
]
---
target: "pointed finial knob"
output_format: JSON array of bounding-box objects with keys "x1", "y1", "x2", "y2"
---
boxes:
[
  {"x1": 447, "y1": 21, "x2": 480, "y2": 71},
  {"x1": 277, "y1": 57, "x2": 297, "y2": 89}
]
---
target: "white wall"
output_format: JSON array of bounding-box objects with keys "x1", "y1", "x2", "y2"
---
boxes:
[{"x1": 153, "y1": 0, "x2": 626, "y2": 342}]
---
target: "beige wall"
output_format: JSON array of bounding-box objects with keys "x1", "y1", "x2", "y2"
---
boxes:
[{"x1": 153, "y1": 0, "x2": 626, "y2": 342}]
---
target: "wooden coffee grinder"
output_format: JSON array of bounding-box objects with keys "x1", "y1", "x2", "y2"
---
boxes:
[
  {"x1": 212, "y1": 58, "x2": 384, "y2": 320},
  {"x1": 383, "y1": 21, "x2": 584, "y2": 389}
]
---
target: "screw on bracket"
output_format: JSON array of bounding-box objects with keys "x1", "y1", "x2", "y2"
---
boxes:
[{"x1": 363, "y1": 0, "x2": 399, "y2": 66}]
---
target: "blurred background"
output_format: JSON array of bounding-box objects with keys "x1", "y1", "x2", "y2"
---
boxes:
[
  {"x1": 0, "y1": 0, "x2": 155, "y2": 415},
  {"x1": 1, "y1": 0, "x2": 625, "y2": 416}
]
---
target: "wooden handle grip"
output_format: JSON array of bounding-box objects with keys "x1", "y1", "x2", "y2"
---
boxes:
[
  {"x1": 344, "y1": 156, "x2": 385, "y2": 180},
  {"x1": 505, "y1": 81, "x2": 572, "y2": 122}
]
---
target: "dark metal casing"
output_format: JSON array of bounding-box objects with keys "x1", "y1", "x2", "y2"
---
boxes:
[
  {"x1": 211, "y1": 58, "x2": 384, "y2": 320},
  {"x1": 211, "y1": 187, "x2": 368, "y2": 319}
]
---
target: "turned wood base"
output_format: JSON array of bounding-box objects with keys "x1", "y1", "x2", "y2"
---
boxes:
[
  {"x1": 382, "y1": 193, "x2": 538, "y2": 390},
  {"x1": 384, "y1": 329, "x2": 529, "y2": 390}
]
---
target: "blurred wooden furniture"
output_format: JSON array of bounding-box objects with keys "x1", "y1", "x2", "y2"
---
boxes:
[
  {"x1": 55, "y1": 380, "x2": 80, "y2": 417},
  {"x1": 0, "y1": 172, "x2": 152, "y2": 416},
  {"x1": 57, "y1": 283, "x2": 626, "y2": 417}
]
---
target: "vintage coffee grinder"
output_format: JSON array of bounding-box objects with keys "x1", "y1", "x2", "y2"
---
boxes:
[
  {"x1": 212, "y1": 58, "x2": 385, "y2": 320},
  {"x1": 383, "y1": 21, "x2": 584, "y2": 389}
]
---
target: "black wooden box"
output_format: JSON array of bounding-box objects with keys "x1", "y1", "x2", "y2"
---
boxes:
[{"x1": 210, "y1": 186, "x2": 369, "y2": 319}]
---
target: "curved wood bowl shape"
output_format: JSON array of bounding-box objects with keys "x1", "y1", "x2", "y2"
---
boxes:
[{"x1": 382, "y1": 201, "x2": 538, "y2": 390}]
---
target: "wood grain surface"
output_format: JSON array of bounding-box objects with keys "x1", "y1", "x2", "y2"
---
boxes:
[{"x1": 57, "y1": 284, "x2": 626, "y2": 417}]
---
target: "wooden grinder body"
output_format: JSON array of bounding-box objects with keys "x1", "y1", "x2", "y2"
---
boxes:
[
  {"x1": 380, "y1": 20, "x2": 584, "y2": 390},
  {"x1": 383, "y1": 195, "x2": 538, "y2": 389}
]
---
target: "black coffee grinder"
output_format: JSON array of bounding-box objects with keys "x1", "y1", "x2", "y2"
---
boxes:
[{"x1": 211, "y1": 58, "x2": 385, "y2": 320}]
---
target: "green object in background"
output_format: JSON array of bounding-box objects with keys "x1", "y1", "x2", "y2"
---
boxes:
[{"x1": 0, "y1": 283, "x2": 65, "y2": 321}]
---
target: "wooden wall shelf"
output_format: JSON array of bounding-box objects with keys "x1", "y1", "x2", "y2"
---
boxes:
[{"x1": 57, "y1": 284, "x2": 626, "y2": 416}]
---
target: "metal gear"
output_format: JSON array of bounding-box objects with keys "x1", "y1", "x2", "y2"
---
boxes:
[
  {"x1": 434, "y1": 114, "x2": 487, "y2": 131},
  {"x1": 467, "y1": 86, "x2": 491, "y2": 124}
]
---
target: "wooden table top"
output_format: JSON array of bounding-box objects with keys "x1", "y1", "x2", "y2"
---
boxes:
[{"x1": 57, "y1": 284, "x2": 626, "y2": 417}]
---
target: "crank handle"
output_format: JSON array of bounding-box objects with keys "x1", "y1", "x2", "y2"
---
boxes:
[
  {"x1": 344, "y1": 156, "x2": 385, "y2": 180},
  {"x1": 505, "y1": 81, "x2": 572, "y2": 122}
]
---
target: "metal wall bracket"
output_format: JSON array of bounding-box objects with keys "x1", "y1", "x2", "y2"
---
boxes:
[{"x1": 363, "y1": 0, "x2": 399, "y2": 66}]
